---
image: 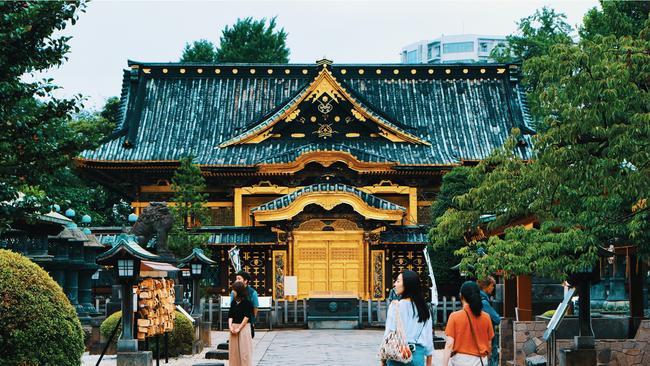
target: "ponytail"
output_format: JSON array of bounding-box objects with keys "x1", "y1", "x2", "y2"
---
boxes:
[{"x1": 460, "y1": 281, "x2": 483, "y2": 317}]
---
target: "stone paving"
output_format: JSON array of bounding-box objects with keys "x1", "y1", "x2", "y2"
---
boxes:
[{"x1": 83, "y1": 329, "x2": 444, "y2": 366}]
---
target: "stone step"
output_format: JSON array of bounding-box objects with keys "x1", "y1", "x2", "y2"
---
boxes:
[
  {"x1": 217, "y1": 342, "x2": 229, "y2": 350},
  {"x1": 205, "y1": 350, "x2": 229, "y2": 360},
  {"x1": 525, "y1": 355, "x2": 547, "y2": 366}
]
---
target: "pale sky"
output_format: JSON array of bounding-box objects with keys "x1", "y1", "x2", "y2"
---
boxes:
[{"x1": 43, "y1": 0, "x2": 599, "y2": 110}]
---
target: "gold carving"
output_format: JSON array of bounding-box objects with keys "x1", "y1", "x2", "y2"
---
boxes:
[
  {"x1": 371, "y1": 250, "x2": 385, "y2": 299},
  {"x1": 197, "y1": 68, "x2": 203, "y2": 74},
  {"x1": 250, "y1": 68, "x2": 256, "y2": 74},
  {"x1": 463, "y1": 68, "x2": 468, "y2": 74},
  {"x1": 445, "y1": 69, "x2": 451, "y2": 74},
  {"x1": 376, "y1": 69, "x2": 382, "y2": 75},
  {"x1": 314, "y1": 124, "x2": 337, "y2": 139},
  {"x1": 497, "y1": 68, "x2": 506, "y2": 74},
  {"x1": 143, "y1": 68, "x2": 151, "y2": 74},
  {"x1": 350, "y1": 109, "x2": 366, "y2": 122},
  {"x1": 299, "y1": 248, "x2": 327, "y2": 261},
  {"x1": 215, "y1": 68, "x2": 221, "y2": 74},
  {"x1": 411, "y1": 69, "x2": 416, "y2": 75},
  {"x1": 346, "y1": 133, "x2": 360, "y2": 138},
  {"x1": 428, "y1": 69, "x2": 434, "y2": 74},
  {"x1": 284, "y1": 109, "x2": 301, "y2": 122},
  {"x1": 180, "y1": 68, "x2": 186, "y2": 74},
  {"x1": 393, "y1": 69, "x2": 399, "y2": 75},
  {"x1": 257, "y1": 151, "x2": 396, "y2": 174},
  {"x1": 480, "y1": 68, "x2": 486, "y2": 74},
  {"x1": 162, "y1": 68, "x2": 168, "y2": 74},
  {"x1": 291, "y1": 133, "x2": 305, "y2": 138},
  {"x1": 285, "y1": 69, "x2": 290, "y2": 74},
  {"x1": 268, "y1": 69, "x2": 273, "y2": 74}
]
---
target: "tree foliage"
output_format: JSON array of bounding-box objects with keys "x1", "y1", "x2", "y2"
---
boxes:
[
  {"x1": 428, "y1": 167, "x2": 475, "y2": 288},
  {"x1": 168, "y1": 156, "x2": 210, "y2": 257},
  {"x1": 215, "y1": 17, "x2": 289, "y2": 63},
  {"x1": 180, "y1": 39, "x2": 217, "y2": 63},
  {"x1": 0, "y1": 1, "x2": 87, "y2": 232},
  {"x1": 438, "y1": 5, "x2": 650, "y2": 281}
]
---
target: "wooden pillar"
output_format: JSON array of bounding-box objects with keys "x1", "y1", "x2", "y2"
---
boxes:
[
  {"x1": 408, "y1": 188, "x2": 418, "y2": 225},
  {"x1": 234, "y1": 188, "x2": 243, "y2": 226},
  {"x1": 516, "y1": 275, "x2": 532, "y2": 321},
  {"x1": 503, "y1": 276, "x2": 517, "y2": 318}
]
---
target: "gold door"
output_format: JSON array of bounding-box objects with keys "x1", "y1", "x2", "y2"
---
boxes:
[{"x1": 293, "y1": 231, "x2": 365, "y2": 299}]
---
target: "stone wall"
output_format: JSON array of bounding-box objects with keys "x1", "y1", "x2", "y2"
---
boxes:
[{"x1": 509, "y1": 319, "x2": 650, "y2": 366}]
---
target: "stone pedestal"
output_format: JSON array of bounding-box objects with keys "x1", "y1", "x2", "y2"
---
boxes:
[
  {"x1": 117, "y1": 351, "x2": 152, "y2": 366},
  {"x1": 559, "y1": 348, "x2": 597, "y2": 366},
  {"x1": 201, "y1": 320, "x2": 212, "y2": 347}
]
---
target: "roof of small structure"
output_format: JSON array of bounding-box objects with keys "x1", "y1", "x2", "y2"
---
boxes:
[{"x1": 96, "y1": 233, "x2": 161, "y2": 264}]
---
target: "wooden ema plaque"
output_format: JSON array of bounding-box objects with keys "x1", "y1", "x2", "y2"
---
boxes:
[{"x1": 136, "y1": 278, "x2": 176, "y2": 340}]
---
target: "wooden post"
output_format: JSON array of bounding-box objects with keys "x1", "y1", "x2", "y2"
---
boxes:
[
  {"x1": 502, "y1": 276, "x2": 517, "y2": 318},
  {"x1": 516, "y1": 275, "x2": 532, "y2": 321}
]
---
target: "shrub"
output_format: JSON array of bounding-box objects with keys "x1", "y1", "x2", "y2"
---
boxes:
[
  {"x1": 100, "y1": 310, "x2": 194, "y2": 356},
  {"x1": 99, "y1": 310, "x2": 122, "y2": 345},
  {"x1": 541, "y1": 309, "x2": 556, "y2": 318},
  {"x1": 0, "y1": 249, "x2": 85, "y2": 366}
]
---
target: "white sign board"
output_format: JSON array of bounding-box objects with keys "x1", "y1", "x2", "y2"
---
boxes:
[{"x1": 284, "y1": 276, "x2": 298, "y2": 297}]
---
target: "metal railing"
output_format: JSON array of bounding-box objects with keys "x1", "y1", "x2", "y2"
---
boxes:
[{"x1": 204, "y1": 295, "x2": 464, "y2": 330}]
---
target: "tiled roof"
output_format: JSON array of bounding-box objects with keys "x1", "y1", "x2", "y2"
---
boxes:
[
  {"x1": 381, "y1": 225, "x2": 430, "y2": 243},
  {"x1": 250, "y1": 183, "x2": 406, "y2": 213},
  {"x1": 80, "y1": 62, "x2": 534, "y2": 167},
  {"x1": 200, "y1": 226, "x2": 277, "y2": 245}
]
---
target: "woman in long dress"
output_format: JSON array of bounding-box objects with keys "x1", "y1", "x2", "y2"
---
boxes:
[{"x1": 228, "y1": 280, "x2": 254, "y2": 366}]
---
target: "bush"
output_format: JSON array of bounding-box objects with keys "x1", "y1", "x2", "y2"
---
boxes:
[
  {"x1": 0, "y1": 249, "x2": 85, "y2": 366},
  {"x1": 100, "y1": 310, "x2": 194, "y2": 356},
  {"x1": 541, "y1": 309, "x2": 555, "y2": 318},
  {"x1": 99, "y1": 310, "x2": 122, "y2": 345}
]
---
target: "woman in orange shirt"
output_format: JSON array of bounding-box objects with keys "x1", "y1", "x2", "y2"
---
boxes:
[{"x1": 442, "y1": 281, "x2": 494, "y2": 366}]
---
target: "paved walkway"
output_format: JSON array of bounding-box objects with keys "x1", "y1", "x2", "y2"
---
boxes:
[{"x1": 83, "y1": 329, "x2": 444, "y2": 366}]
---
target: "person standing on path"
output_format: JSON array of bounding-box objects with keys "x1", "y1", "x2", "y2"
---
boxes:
[
  {"x1": 477, "y1": 277, "x2": 500, "y2": 366},
  {"x1": 230, "y1": 270, "x2": 259, "y2": 338},
  {"x1": 228, "y1": 281, "x2": 253, "y2": 366},
  {"x1": 382, "y1": 270, "x2": 434, "y2": 366},
  {"x1": 442, "y1": 281, "x2": 494, "y2": 366}
]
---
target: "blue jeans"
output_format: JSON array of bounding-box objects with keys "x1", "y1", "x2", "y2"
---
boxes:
[{"x1": 386, "y1": 345, "x2": 427, "y2": 366}]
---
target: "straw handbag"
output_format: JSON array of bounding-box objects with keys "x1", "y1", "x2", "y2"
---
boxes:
[{"x1": 378, "y1": 300, "x2": 413, "y2": 363}]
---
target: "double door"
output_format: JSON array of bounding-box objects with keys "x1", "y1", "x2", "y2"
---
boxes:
[{"x1": 293, "y1": 231, "x2": 365, "y2": 299}]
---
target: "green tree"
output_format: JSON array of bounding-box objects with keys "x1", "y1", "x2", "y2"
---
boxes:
[
  {"x1": 580, "y1": 1, "x2": 650, "y2": 41},
  {"x1": 491, "y1": 7, "x2": 574, "y2": 125},
  {"x1": 99, "y1": 96, "x2": 121, "y2": 125},
  {"x1": 428, "y1": 167, "x2": 475, "y2": 291},
  {"x1": 181, "y1": 39, "x2": 217, "y2": 62},
  {"x1": 215, "y1": 17, "x2": 289, "y2": 63},
  {"x1": 0, "y1": 1, "x2": 87, "y2": 232},
  {"x1": 491, "y1": 7, "x2": 573, "y2": 63},
  {"x1": 47, "y1": 96, "x2": 129, "y2": 226},
  {"x1": 168, "y1": 156, "x2": 210, "y2": 257},
  {"x1": 449, "y1": 13, "x2": 650, "y2": 280}
]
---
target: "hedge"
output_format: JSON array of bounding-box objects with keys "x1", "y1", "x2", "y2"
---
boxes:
[{"x1": 0, "y1": 249, "x2": 85, "y2": 366}]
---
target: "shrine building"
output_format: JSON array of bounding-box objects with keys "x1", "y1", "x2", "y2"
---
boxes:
[{"x1": 77, "y1": 59, "x2": 533, "y2": 301}]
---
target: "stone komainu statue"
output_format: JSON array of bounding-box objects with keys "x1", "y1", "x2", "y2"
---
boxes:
[{"x1": 129, "y1": 202, "x2": 174, "y2": 254}]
